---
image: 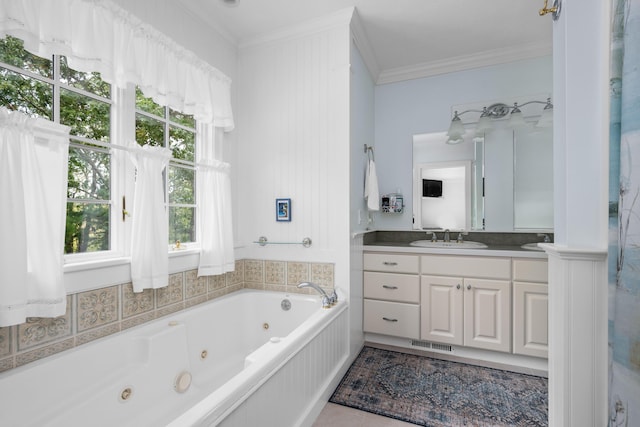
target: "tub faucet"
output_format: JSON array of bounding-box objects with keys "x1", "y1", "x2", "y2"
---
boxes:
[
  {"x1": 298, "y1": 282, "x2": 332, "y2": 308},
  {"x1": 444, "y1": 229, "x2": 450, "y2": 242}
]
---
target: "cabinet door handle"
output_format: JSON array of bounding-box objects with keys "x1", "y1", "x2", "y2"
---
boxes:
[
  {"x1": 382, "y1": 285, "x2": 398, "y2": 290},
  {"x1": 467, "y1": 284, "x2": 472, "y2": 290},
  {"x1": 382, "y1": 261, "x2": 398, "y2": 266},
  {"x1": 382, "y1": 317, "x2": 398, "y2": 322},
  {"x1": 456, "y1": 284, "x2": 461, "y2": 290}
]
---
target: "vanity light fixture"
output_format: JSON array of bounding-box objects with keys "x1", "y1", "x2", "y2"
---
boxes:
[
  {"x1": 445, "y1": 97, "x2": 553, "y2": 144},
  {"x1": 507, "y1": 103, "x2": 527, "y2": 129},
  {"x1": 446, "y1": 112, "x2": 466, "y2": 144}
]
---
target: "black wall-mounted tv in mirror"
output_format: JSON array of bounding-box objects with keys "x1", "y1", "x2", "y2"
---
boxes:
[{"x1": 423, "y1": 179, "x2": 443, "y2": 198}]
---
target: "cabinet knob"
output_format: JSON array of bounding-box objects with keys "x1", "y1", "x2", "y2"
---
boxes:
[
  {"x1": 456, "y1": 284, "x2": 461, "y2": 290},
  {"x1": 382, "y1": 285, "x2": 398, "y2": 290},
  {"x1": 467, "y1": 284, "x2": 472, "y2": 290},
  {"x1": 382, "y1": 261, "x2": 398, "y2": 266},
  {"x1": 382, "y1": 317, "x2": 398, "y2": 322}
]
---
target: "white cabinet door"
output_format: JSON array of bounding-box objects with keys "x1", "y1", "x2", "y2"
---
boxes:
[
  {"x1": 420, "y1": 275, "x2": 463, "y2": 345},
  {"x1": 463, "y1": 278, "x2": 511, "y2": 352},
  {"x1": 513, "y1": 281, "x2": 548, "y2": 358}
]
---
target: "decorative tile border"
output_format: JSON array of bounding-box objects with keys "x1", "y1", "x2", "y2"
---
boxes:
[
  {"x1": 287, "y1": 262, "x2": 310, "y2": 285},
  {"x1": 17, "y1": 296, "x2": 72, "y2": 351},
  {"x1": 265, "y1": 261, "x2": 285, "y2": 285},
  {"x1": 77, "y1": 286, "x2": 118, "y2": 332},
  {"x1": 0, "y1": 259, "x2": 334, "y2": 374},
  {"x1": 0, "y1": 326, "x2": 11, "y2": 357}
]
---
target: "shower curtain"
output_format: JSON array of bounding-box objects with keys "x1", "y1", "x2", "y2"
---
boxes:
[{"x1": 609, "y1": 0, "x2": 640, "y2": 425}]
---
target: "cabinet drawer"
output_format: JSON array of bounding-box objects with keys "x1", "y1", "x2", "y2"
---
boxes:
[
  {"x1": 364, "y1": 299, "x2": 419, "y2": 339},
  {"x1": 364, "y1": 272, "x2": 419, "y2": 303},
  {"x1": 364, "y1": 253, "x2": 419, "y2": 273},
  {"x1": 421, "y1": 255, "x2": 510, "y2": 279},
  {"x1": 513, "y1": 259, "x2": 548, "y2": 283}
]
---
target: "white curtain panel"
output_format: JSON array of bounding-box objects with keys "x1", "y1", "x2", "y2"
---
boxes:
[
  {"x1": 197, "y1": 124, "x2": 235, "y2": 276},
  {"x1": 127, "y1": 144, "x2": 172, "y2": 292},
  {"x1": 0, "y1": 108, "x2": 70, "y2": 326},
  {"x1": 0, "y1": 0, "x2": 234, "y2": 130}
]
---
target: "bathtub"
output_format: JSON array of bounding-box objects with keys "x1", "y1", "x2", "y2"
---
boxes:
[{"x1": 0, "y1": 289, "x2": 349, "y2": 426}]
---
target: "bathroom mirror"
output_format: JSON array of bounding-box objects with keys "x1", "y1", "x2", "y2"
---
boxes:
[{"x1": 413, "y1": 123, "x2": 553, "y2": 232}]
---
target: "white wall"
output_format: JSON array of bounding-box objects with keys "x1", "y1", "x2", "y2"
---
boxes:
[
  {"x1": 373, "y1": 56, "x2": 553, "y2": 230},
  {"x1": 349, "y1": 38, "x2": 375, "y2": 355},
  {"x1": 234, "y1": 10, "x2": 352, "y2": 296}
]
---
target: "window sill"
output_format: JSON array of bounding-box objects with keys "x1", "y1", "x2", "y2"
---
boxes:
[{"x1": 64, "y1": 249, "x2": 201, "y2": 295}]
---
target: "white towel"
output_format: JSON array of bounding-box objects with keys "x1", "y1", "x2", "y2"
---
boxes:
[{"x1": 364, "y1": 158, "x2": 380, "y2": 211}]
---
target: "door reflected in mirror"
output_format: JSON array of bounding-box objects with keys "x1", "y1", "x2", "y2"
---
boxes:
[{"x1": 413, "y1": 161, "x2": 471, "y2": 230}]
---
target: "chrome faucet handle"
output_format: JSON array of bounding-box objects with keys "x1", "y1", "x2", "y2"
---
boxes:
[
  {"x1": 430, "y1": 231, "x2": 437, "y2": 242},
  {"x1": 537, "y1": 233, "x2": 551, "y2": 243},
  {"x1": 329, "y1": 289, "x2": 338, "y2": 305},
  {"x1": 321, "y1": 296, "x2": 332, "y2": 309},
  {"x1": 457, "y1": 233, "x2": 464, "y2": 243}
]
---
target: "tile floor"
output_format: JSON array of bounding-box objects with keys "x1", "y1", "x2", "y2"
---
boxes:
[{"x1": 312, "y1": 402, "x2": 416, "y2": 427}]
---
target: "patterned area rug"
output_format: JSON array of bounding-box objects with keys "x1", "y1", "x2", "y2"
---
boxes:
[{"x1": 329, "y1": 346, "x2": 548, "y2": 426}]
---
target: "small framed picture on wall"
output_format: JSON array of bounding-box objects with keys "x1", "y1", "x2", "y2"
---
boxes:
[{"x1": 276, "y1": 198, "x2": 291, "y2": 222}]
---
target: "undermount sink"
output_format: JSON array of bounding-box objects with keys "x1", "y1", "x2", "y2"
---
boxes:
[
  {"x1": 409, "y1": 240, "x2": 488, "y2": 249},
  {"x1": 521, "y1": 242, "x2": 544, "y2": 251}
]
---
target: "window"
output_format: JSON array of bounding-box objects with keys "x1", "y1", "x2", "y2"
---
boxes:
[
  {"x1": 1, "y1": 35, "x2": 198, "y2": 261},
  {"x1": 135, "y1": 88, "x2": 197, "y2": 246},
  {"x1": 0, "y1": 36, "x2": 114, "y2": 255}
]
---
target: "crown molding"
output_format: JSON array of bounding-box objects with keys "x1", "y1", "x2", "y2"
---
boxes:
[
  {"x1": 349, "y1": 9, "x2": 380, "y2": 83},
  {"x1": 239, "y1": 7, "x2": 355, "y2": 50},
  {"x1": 377, "y1": 41, "x2": 552, "y2": 85}
]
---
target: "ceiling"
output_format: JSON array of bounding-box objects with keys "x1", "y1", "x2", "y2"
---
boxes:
[{"x1": 179, "y1": 0, "x2": 553, "y2": 83}]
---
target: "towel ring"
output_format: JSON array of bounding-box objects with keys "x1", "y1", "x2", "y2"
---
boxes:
[{"x1": 364, "y1": 144, "x2": 375, "y2": 161}]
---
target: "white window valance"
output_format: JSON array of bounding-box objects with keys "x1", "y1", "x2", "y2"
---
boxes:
[{"x1": 0, "y1": 0, "x2": 234, "y2": 130}]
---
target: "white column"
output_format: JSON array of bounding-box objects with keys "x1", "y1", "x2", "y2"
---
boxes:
[
  {"x1": 544, "y1": 246, "x2": 608, "y2": 426},
  {"x1": 548, "y1": 0, "x2": 610, "y2": 426}
]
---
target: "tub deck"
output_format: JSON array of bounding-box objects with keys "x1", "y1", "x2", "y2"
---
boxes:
[{"x1": 0, "y1": 290, "x2": 348, "y2": 427}]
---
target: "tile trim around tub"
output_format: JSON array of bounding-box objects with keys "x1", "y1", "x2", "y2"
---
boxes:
[{"x1": 0, "y1": 259, "x2": 334, "y2": 374}]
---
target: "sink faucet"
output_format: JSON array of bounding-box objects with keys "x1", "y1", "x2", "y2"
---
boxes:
[
  {"x1": 444, "y1": 229, "x2": 450, "y2": 242},
  {"x1": 297, "y1": 282, "x2": 332, "y2": 308},
  {"x1": 429, "y1": 231, "x2": 437, "y2": 242},
  {"x1": 537, "y1": 233, "x2": 551, "y2": 243},
  {"x1": 456, "y1": 233, "x2": 464, "y2": 243}
]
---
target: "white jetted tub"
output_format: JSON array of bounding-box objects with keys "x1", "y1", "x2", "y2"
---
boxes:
[{"x1": 0, "y1": 289, "x2": 349, "y2": 426}]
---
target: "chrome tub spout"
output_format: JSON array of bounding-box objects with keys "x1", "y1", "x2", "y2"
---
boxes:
[{"x1": 297, "y1": 282, "x2": 332, "y2": 308}]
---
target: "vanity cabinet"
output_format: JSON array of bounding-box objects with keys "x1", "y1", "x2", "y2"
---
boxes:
[
  {"x1": 420, "y1": 255, "x2": 511, "y2": 353},
  {"x1": 512, "y1": 259, "x2": 548, "y2": 358},
  {"x1": 362, "y1": 251, "x2": 548, "y2": 359},
  {"x1": 363, "y1": 253, "x2": 420, "y2": 339}
]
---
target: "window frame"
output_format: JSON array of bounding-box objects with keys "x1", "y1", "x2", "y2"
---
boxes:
[
  {"x1": 1, "y1": 37, "x2": 203, "y2": 293},
  {"x1": 134, "y1": 89, "x2": 199, "y2": 251}
]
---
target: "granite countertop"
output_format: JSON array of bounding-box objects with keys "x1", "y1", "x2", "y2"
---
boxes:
[{"x1": 361, "y1": 230, "x2": 551, "y2": 259}]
